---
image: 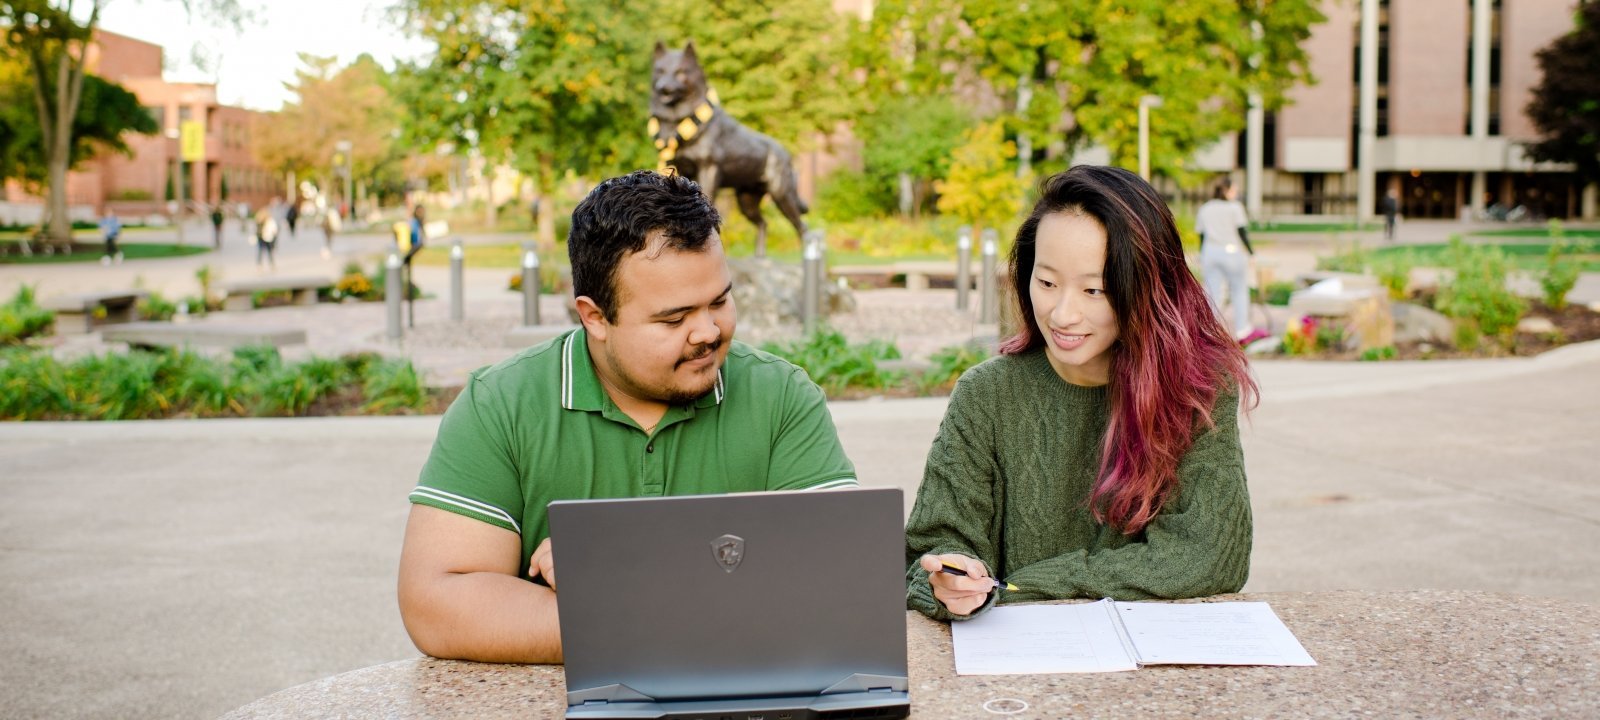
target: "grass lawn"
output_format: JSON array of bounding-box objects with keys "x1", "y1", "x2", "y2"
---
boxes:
[
  {"x1": 1370, "y1": 240, "x2": 1600, "y2": 272},
  {"x1": 0, "y1": 237, "x2": 210, "y2": 264},
  {"x1": 1250, "y1": 221, "x2": 1369, "y2": 233},
  {"x1": 1468, "y1": 227, "x2": 1600, "y2": 239}
]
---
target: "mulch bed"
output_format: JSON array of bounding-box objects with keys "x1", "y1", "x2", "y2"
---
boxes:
[{"x1": 1296, "y1": 300, "x2": 1600, "y2": 361}]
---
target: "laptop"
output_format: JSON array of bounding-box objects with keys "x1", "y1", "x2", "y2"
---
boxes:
[{"x1": 549, "y1": 487, "x2": 911, "y2": 720}]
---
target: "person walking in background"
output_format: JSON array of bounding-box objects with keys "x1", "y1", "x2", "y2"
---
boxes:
[
  {"x1": 1195, "y1": 179, "x2": 1255, "y2": 340},
  {"x1": 255, "y1": 198, "x2": 281, "y2": 270},
  {"x1": 907, "y1": 165, "x2": 1258, "y2": 619},
  {"x1": 285, "y1": 199, "x2": 300, "y2": 239},
  {"x1": 320, "y1": 207, "x2": 341, "y2": 260},
  {"x1": 99, "y1": 208, "x2": 123, "y2": 265},
  {"x1": 209, "y1": 204, "x2": 225, "y2": 248},
  {"x1": 1382, "y1": 189, "x2": 1399, "y2": 241}
]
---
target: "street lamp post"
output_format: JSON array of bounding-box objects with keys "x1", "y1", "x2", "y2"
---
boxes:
[{"x1": 1137, "y1": 95, "x2": 1164, "y2": 182}]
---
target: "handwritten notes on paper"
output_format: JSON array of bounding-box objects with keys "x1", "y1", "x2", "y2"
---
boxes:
[{"x1": 951, "y1": 600, "x2": 1316, "y2": 676}]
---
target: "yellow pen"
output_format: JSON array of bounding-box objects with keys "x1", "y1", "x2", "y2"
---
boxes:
[{"x1": 938, "y1": 560, "x2": 1019, "y2": 592}]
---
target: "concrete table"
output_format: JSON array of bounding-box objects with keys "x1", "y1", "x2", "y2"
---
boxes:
[{"x1": 222, "y1": 590, "x2": 1600, "y2": 719}]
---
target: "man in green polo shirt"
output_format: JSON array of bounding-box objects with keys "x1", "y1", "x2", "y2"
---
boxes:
[{"x1": 397, "y1": 170, "x2": 857, "y2": 664}]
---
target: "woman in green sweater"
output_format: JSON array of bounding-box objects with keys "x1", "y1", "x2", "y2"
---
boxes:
[{"x1": 907, "y1": 166, "x2": 1259, "y2": 620}]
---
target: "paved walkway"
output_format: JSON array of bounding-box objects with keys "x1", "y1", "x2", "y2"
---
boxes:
[{"x1": 2, "y1": 340, "x2": 1598, "y2": 719}]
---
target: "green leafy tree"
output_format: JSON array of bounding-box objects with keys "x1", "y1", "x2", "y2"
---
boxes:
[
  {"x1": 0, "y1": 0, "x2": 247, "y2": 244},
  {"x1": 0, "y1": 55, "x2": 157, "y2": 195},
  {"x1": 1525, "y1": 1, "x2": 1600, "y2": 188},
  {"x1": 935, "y1": 121, "x2": 1026, "y2": 242},
  {"x1": 253, "y1": 54, "x2": 405, "y2": 206},
  {"x1": 655, "y1": 0, "x2": 857, "y2": 151},
  {"x1": 852, "y1": 0, "x2": 1323, "y2": 182},
  {"x1": 857, "y1": 95, "x2": 973, "y2": 216},
  {"x1": 394, "y1": 0, "x2": 654, "y2": 247}
]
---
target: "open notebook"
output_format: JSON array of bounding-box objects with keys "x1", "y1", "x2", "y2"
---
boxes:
[{"x1": 951, "y1": 599, "x2": 1317, "y2": 675}]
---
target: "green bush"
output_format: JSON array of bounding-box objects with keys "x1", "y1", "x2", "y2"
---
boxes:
[
  {"x1": 137, "y1": 291, "x2": 178, "y2": 321},
  {"x1": 1539, "y1": 241, "x2": 1581, "y2": 312},
  {"x1": 1358, "y1": 346, "x2": 1397, "y2": 362},
  {"x1": 1261, "y1": 281, "x2": 1295, "y2": 307},
  {"x1": 1436, "y1": 238, "x2": 1526, "y2": 350},
  {"x1": 1367, "y1": 250, "x2": 1415, "y2": 300},
  {"x1": 816, "y1": 169, "x2": 896, "y2": 223},
  {"x1": 1314, "y1": 241, "x2": 1369, "y2": 273},
  {"x1": 917, "y1": 343, "x2": 990, "y2": 393},
  {"x1": 0, "y1": 345, "x2": 434, "y2": 420},
  {"x1": 0, "y1": 286, "x2": 55, "y2": 344},
  {"x1": 760, "y1": 328, "x2": 902, "y2": 396}
]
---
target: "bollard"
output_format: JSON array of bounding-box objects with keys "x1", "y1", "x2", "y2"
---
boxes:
[
  {"x1": 449, "y1": 239, "x2": 464, "y2": 322},
  {"x1": 802, "y1": 230, "x2": 823, "y2": 336},
  {"x1": 385, "y1": 253, "x2": 403, "y2": 340},
  {"x1": 956, "y1": 225, "x2": 972, "y2": 311},
  {"x1": 522, "y1": 245, "x2": 541, "y2": 326},
  {"x1": 979, "y1": 228, "x2": 999, "y2": 324}
]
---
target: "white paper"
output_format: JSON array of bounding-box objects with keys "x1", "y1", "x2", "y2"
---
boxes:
[
  {"x1": 1113, "y1": 601, "x2": 1317, "y2": 667},
  {"x1": 950, "y1": 603, "x2": 1136, "y2": 675}
]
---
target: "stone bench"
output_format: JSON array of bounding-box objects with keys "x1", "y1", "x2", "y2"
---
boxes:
[
  {"x1": 832, "y1": 261, "x2": 1008, "y2": 291},
  {"x1": 101, "y1": 321, "x2": 307, "y2": 350},
  {"x1": 219, "y1": 276, "x2": 334, "y2": 311},
  {"x1": 44, "y1": 290, "x2": 149, "y2": 334},
  {"x1": 504, "y1": 323, "x2": 579, "y2": 348}
]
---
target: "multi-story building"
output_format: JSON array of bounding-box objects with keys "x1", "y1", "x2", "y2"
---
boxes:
[
  {"x1": 1, "y1": 29, "x2": 274, "y2": 224},
  {"x1": 1203, "y1": 0, "x2": 1593, "y2": 221}
]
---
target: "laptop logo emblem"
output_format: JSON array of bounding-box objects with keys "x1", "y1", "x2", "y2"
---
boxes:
[{"x1": 711, "y1": 534, "x2": 745, "y2": 573}]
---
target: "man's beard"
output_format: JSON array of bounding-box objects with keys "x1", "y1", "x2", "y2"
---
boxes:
[{"x1": 606, "y1": 338, "x2": 724, "y2": 405}]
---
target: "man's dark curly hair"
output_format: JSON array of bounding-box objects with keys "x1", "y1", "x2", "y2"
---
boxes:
[{"x1": 568, "y1": 170, "x2": 723, "y2": 322}]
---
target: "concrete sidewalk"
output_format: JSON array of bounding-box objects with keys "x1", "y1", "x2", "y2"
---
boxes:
[{"x1": 2, "y1": 343, "x2": 1598, "y2": 719}]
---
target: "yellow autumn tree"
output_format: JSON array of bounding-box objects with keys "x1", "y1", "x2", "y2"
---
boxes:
[{"x1": 935, "y1": 121, "x2": 1027, "y2": 247}]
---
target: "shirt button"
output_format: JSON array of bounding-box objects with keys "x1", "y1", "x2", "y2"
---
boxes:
[{"x1": 646, "y1": 443, "x2": 654, "y2": 453}]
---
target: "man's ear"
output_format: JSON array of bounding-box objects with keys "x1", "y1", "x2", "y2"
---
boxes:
[{"x1": 575, "y1": 296, "x2": 609, "y2": 341}]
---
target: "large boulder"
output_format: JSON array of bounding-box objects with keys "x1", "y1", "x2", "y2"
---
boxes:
[
  {"x1": 1392, "y1": 302, "x2": 1455, "y2": 344},
  {"x1": 727, "y1": 257, "x2": 855, "y2": 333}
]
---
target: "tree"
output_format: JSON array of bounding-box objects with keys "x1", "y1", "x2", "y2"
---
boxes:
[
  {"x1": 935, "y1": 121, "x2": 1026, "y2": 242},
  {"x1": 852, "y1": 0, "x2": 1323, "y2": 182},
  {"x1": 394, "y1": 0, "x2": 655, "y2": 247},
  {"x1": 0, "y1": 54, "x2": 157, "y2": 196},
  {"x1": 857, "y1": 94, "x2": 972, "y2": 216},
  {"x1": 253, "y1": 54, "x2": 405, "y2": 207},
  {"x1": 1525, "y1": 1, "x2": 1600, "y2": 188},
  {"x1": 0, "y1": 0, "x2": 246, "y2": 243}
]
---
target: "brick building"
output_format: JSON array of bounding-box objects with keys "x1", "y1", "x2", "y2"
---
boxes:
[{"x1": 1, "y1": 29, "x2": 274, "y2": 224}]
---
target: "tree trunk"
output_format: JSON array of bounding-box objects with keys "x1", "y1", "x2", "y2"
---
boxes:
[
  {"x1": 44, "y1": 54, "x2": 75, "y2": 245},
  {"x1": 535, "y1": 159, "x2": 557, "y2": 250},
  {"x1": 483, "y1": 165, "x2": 497, "y2": 229}
]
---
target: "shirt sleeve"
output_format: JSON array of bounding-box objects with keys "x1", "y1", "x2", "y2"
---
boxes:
[
  {"x1": 1233, "y1": 201, "x2": 1250, "y2": 229},
  {"x1": 999, "y1": 391, "x2": 1252, "y2": 601},
  {"x1": 1193, "y1": 206, "x2": 1207, "y2": 237},
  {"x1": 410, "y1": 375, "x2": 526, "y2": 534},
  {"x1": 763, "y1": 365, "x2": 858, "y2": 492},
  {"x1": 904, "y1": 368, "x2": 1005, "y2": 621}
]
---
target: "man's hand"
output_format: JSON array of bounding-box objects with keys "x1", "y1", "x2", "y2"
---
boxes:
[
  {"x1": 529, "y1": 537, "x2": 556, "y2": 591},
  {"x1": 919, "y1": 553, "x2": 995, "y2": 617}
]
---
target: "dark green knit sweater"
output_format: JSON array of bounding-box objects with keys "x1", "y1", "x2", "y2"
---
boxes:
[{"x1": 905, "y1": 350, "x2": 1251, "y2": 621}]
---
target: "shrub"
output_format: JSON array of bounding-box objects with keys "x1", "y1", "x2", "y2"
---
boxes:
[
  {"x1": 1367, "y1": 250, "x2": 1415, "y2": 300},
  {"x1": 760, "y1": 328, "x2": 902, "y2": 396},
  {"x1": 335, "y1": 272, "x2": 375, "y2": 300},
  {"x1": 1358, "y1": 346, "x2": 1397, "y2": 362},
  {"x1": 1436, "y1": 238, "x2": 1526, "y2": 349},
  {"x1": 1539, "y1": 241, "x2": 1581, "y2": 312},
  {"x1": 816, "y1": 169, "x2": 895, "y2": 223},
  {"x1": 917, "y1": 343, "x2": 990, "y2": 393},
  {"x1": 1314, "y1": 240, "x2": 1369, "y2": 273},
  {"x1": 1282, "y1": 316, "x2": 1346, "y2": 355},
  {"x1": 362, "y1": 356, "x2": 428, "y2": 413},
  {"x1": 1262, "y1": 281, "x2": 1296, "y2": 307},
  {"x1": 137, "y1": 292, "x2": 178, "y2": 321},
  {"x1": 0, "y1": 286, "x2": 55, "y2": 344}
]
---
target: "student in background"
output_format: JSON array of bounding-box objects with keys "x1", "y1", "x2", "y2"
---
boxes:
[
  {"x1": 99, "y1": 209, "x2": 123, "y2": 265},
  {"x1": 907, "y1": 165, "x2": 1259, "y2": 620}
]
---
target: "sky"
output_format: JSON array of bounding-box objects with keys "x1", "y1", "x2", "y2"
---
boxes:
[{"x1": 91, "y1": 0, "x2": 434, "y2": 112}]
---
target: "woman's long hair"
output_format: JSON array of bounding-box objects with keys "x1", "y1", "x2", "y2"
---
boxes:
[{"x1": 1000, "y1": 166, "x2": 1258, "y2": 535}]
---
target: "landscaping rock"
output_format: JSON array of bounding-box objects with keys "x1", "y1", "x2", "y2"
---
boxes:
[
  {"x1": 727, "y1": 257, "x2": 855, "y2": 333},
  {"x1": 1392, "y1": 302, "x2": 1455, "y2": 344},
  {"x1": 1517, "y1": 316, "x2": 1557, "y2": 335},
  {"x1": 1245, "y1": 336, "x2": 1283, "y2": 357}
]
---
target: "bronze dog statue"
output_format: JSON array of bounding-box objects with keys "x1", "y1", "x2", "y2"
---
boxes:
[{"x1": 650, "y1": 41, "x2": 808, "y2": 258}]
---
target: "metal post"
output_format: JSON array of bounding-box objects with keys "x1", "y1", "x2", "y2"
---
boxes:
[
  {"x1": 450, "y1": 239, "x2": 464, "y2": 322},
  {"x1": 385, "y1": 253, "x2": 403, "y2": 341},
  {"x1": 956, "y1": 225, "x2": 972, "y2": 311},
  {"x1": 522, "y1": 244, "x2": 541, "y2": 326},
  {"x1": 802, "y1": 229, "x2": 823, "y2": 336},
  {"x1": 979, "y1": 228, "x2": 999, "y2": 324}
]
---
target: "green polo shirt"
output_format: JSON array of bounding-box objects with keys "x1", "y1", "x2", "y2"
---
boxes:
[{"x1": 410, "y1": 328, "x2": 857, "y2": 574}]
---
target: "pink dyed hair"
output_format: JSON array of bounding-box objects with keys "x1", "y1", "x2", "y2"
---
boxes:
[{"x1": 1001, "y1": 166, "x2": 1259, "y2": 534}]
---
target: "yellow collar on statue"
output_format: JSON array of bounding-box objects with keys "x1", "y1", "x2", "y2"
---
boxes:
[{"x1": 649, "y1": 88, "x2": 721, "y2": 161}]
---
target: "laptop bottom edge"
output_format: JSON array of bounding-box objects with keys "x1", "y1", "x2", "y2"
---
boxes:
[{"x1": 565, "y1": 690, "x2": 911, "y2": 720}]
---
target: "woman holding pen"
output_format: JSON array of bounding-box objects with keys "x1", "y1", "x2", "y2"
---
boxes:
[{"x1": 906, "y1": 165, "x2": 1259, "y2": 620}]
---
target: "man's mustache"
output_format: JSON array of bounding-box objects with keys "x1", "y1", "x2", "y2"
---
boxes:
[{"x1": 677, "y1": 339, "x2": 722, "y2": 367}]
